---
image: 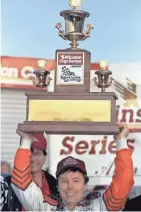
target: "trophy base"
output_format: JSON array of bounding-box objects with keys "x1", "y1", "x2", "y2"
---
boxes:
[
  {"x1": 17, "y1": 91, "x2": 118, "y2": 135},
  {"x1": 17, "y1": 122, "x2": 119, "y2": 135}
]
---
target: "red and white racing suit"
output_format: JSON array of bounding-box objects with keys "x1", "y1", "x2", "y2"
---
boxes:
[{"x1": 11, "y1": 138, "x2": 134, "y2": 211}]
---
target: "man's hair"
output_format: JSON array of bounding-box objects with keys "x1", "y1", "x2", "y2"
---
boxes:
[
  {"x1": 30, "y1": 148, "x2": 47, "y2": 156},
  {"x1": 57, "y1": 167, "x2": 89, "y2": 184}
]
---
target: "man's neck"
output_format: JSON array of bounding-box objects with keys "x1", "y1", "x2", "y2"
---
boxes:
[
  {"x1": 32, "y1": 170, "x2": 43, "y2": 187},
  {"x1": 64, "y1": 203, "x2": 76, "y2": 211},
  {"x1": 65, "y1": 206, "x2": 76, "y2": 211}
]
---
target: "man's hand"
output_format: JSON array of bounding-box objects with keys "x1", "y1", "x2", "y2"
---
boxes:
[
  {"x1": 16, "y1": 130, "x2": 36, "y2": 149},
  {"x1": 16, "y1": 129, "x2": 34, "y2": 140},
  {"x1": 114, "y1": 123, "x2": 130, "y2": 141}
]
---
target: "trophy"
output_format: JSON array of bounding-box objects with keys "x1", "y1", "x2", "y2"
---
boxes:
[
  {"x1": 17, "y1": 0, "x2": 118, "y2": 135},
  {"x1": 94, "y1": 60, "x2": 113, "y2": 92},
  {"x1": 30, "y1": 60, "x2": 52, "y2": 91}
]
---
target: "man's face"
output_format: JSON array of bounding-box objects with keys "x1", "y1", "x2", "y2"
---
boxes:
[
  {"x1": 1, "y1": 164, "x2": 11, "y2": 174},
  {"x1": 58, "y1": 170, "x2": 87, "y2": 210},
  {"x1": 30, "y1": 148, "x2": 46, "y2": 173}
]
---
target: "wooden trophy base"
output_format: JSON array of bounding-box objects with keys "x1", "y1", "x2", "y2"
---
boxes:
[
  {"x1": 18, "y1": 122, "x2": 119, "y2": 135},
  {"x1": 17, "y1": 91, "x2": 119, "y2": 135}
]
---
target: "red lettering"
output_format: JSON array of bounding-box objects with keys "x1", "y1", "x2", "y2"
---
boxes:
[
  {"x1": 120, "y1": 109, "x2": 134, "y2": 122},
  {"x1": 116, "y1": 105, "x2": 141, "y2": 123},
  {"x1": 99, "y1": 136, "x2": 107, "y2": 154},
  {"x1": 136, "y1": 109, "x2": 141, "y2": 122},
  {"x1": 60, "y1": 135, "x2": 137, "y2": 156},
  {"x1": 75, "y1": 141, "x2": 88, "y2": 155},
  {"x1": 108, "y1": 140, "x2": 116, "y2": 154},
  {"x1": 89, "y1": 140, "x2": 100, "y2": 154},
  {"x1": 60, "y1": 136, "x2": 74, "y2": 155}
]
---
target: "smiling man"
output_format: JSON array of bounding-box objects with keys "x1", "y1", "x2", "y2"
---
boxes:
[
  {"x1": 56, "y1": 157, "x2": 89, "y2": 210},
  {"x1": 11, "y1": 124, "x2": 134, "y2": 211}
]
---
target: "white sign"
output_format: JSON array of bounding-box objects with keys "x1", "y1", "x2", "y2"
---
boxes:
[
  {"x1": 48, "y1": 133, "x2": 141, "y2": 174},
  {"x1": 48, "y1": 63, "x2": 141, "y2": 186},
  {"x1": 56, "y1": 52, "x2": 84, "y2": 85}
]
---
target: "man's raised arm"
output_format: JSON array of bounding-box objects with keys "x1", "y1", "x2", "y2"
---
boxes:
[
  {"x1": 103, "y1": 124, "x2": 134, "y2": 211},
  {"x1": 11, "y1": 131, "x2": 57, "y2": 211}
]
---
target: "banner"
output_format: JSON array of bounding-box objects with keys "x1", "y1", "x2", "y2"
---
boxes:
[
  {"x1": 0, "y1": 56, "x2": 55, "y2": 89},
  {"x1": 48, "y1": 63, "x2": 141, "y2": 186},
  {"x1": 0, "y1": 56, "x2": 99, "y2": 89}
]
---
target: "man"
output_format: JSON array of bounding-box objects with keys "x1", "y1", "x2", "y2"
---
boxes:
[
  {"x1": 11, "y1": 124, "x2": 134, "y2": 211},
  {"x1": 0, "y1": 133, "x2": 58, "y2": 211}
]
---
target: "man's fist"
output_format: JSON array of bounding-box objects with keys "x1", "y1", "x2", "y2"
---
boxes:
[
  {"x1": 114, "y1": 123, "x2": 130, "y2": 141},
  {"x1": 16, "y1": 129, "x2": 34, "y2": 141}
]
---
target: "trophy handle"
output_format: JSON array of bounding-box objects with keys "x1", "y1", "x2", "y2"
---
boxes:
[
  {"x1": 30, "y1": 76, "x2": 36, "y2": 86},
  {"x1": 82, "y1": 24, "x2": 94, "y2": 40},
  {"x1": 55, "y1": 23, "x2": 66, "y2": 40}
]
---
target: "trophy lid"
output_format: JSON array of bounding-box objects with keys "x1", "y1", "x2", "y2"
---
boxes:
[
  {"x1": 33, "y1": 70, "x2": 50, "y2": 75},
  {"x1": 60, "y1": 10, "x2": 89, "y2": 21}
]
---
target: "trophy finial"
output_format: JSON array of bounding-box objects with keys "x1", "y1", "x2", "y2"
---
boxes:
[
  {"x1": 69, "y1": 0, "x2": 83, "y2": 9},
  {"x1": 37, "y1": 59, "x2": 47, "y2": 69},
  {"x1": 99, "y1": 60, "x2": 108, "y2": 71}
]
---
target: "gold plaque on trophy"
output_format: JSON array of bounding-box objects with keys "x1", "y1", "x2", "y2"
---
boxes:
[{"x1": 28, "y1": 99, "x2": 111, "y2": 122}]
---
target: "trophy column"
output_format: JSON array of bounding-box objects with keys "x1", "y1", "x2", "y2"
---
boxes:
[{"x1": 55, "y1": 7, "x2": 93, "y2": 93}]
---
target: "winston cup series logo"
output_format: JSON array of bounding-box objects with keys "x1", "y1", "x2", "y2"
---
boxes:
[
  {"x1": 57, "y1": 53, "x2": 84, "y2": 85},
  {"x1": 63, "y1": 157, "x2": 79, "y2": 166},
  {"x1": 60, "y1": 66, "x2": 81, "y2": 82}
]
